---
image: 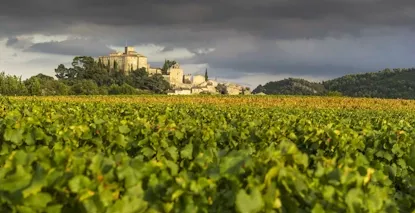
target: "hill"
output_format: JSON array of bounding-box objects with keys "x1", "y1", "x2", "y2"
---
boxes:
[
  {"x1": 253, "y1": 68, "x2": 415, "y2": 99},
  {"x1": 323, "y1": 68, "x2": 415, "y2": 99},
  {"x1": 252, "y1": 78, "x2": 327, "y2": 95}
]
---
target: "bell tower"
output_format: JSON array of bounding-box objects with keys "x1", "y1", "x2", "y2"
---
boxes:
[{"x1": 125, "y1": 46, "x2": 135, "y2": 54}]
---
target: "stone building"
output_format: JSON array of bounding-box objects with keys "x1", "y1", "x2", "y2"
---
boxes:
[
  {"x1": 183, "y1": 74, "x2": 192, "y2": 84},
  {"x1": 167, "y1": 63, "x2": 184, "y2": 87},
  {"x1": 98, "y1": 46, "x2": 151, "y2": 74},
  {"x1": 219, "y1": 83, "x2": 251, "y2": 95},
  {"x1": 192, "y1": 75, "x2": 205, "y2": 86},
  {"x1": 148, "y1": 68, "x2": 162, "y2": 75},
  {"x1": 97, "y1": 45, "x2": 250, "y2": 94},
  {"x1": 167, "y1": 89, "x2": 192, "y2": 95}
]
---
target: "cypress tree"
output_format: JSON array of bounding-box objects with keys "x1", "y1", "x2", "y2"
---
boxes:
[
  {"x1": 98, "y1": 58, "x2": 102, "y2": 68},
  {"x1": 205, "y1": 68, "x2": 208, "y2": 81}
]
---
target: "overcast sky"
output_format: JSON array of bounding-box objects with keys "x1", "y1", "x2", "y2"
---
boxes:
[{"x1": 1, "y1": 0, "x2": 415, "y2": 88}]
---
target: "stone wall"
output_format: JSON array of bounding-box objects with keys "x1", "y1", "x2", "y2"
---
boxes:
[
  {"x1": 222, "y1": 83, "x2": 252, "y2": 95},
  {"x1": 99, "y1": 51, "x2": 123, "y2": 69},
  {"x1": 227, "y1": 86, "x2": 241, "y2": 95},
  {"x1": 138, "y1": 57, "x2": 148, "y2": 70},
  {"x1": 207, "y1": 80, "x2": 218, "y2": 87},
  {"x1": 191, "y1": 88, "x2": 203, "y2": 94},
  {"x1": 168, "y1": 89, "x2": 192, "y2": 95},
  {"x1": 169, "y1": 69, "x2": 184, "y2": 86},
  {"x1": 168, "y1": 64, "x2": 184, "y2": 86},
  {"x1": 191, "y1": 85, "x2": 217, "y2": 94},
  {"x1": 192, "y1": 75, "x2": 205, "y2": 86},
  {"x1": 183, "y1": 74, "x2": 192, "y2": 84},
  {"x1": 148, "y1": 68, "x2": 162, "y2": 75},
  {"x1": 125, "y1": 56, "x2": 138, "y2": 72}
]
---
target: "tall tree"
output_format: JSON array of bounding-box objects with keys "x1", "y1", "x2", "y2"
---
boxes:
[
  {"x1": 33, "y1": 73, "x2": 54, "y2": 81},
  {"x1": 114, "y1": 61, "x2": 118, "y2": 71},
  {"x1": 71, "y1": 79, "x2": 100, "y2": 95},
  {"x1": 97, "y1": 58, "x2": 103, "y2": 68},
  {"x1": 161, "y1": 59, "x2": 177, "y2": 74},
  {"x1": 205, "y1": 68, "x2": 208, "y2": 81},
  {"x1": 24, "y1": 77, "x2": 42, "y2": 96},
  {"x1": 0, "y1": 72, "x2": 28, "y2": 95},
  {"x1": 144, "y1": 74, "x2": 171, "y2": 94},
  {"x1": 55, "y1": 64, "x2": 68, "y2": 80}
]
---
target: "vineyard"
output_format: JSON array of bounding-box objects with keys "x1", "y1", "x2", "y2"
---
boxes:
[{"x1": 1, "y1": 95, "x2": 415, "y2": 213}]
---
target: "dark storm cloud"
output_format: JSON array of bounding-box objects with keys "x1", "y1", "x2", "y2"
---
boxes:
[
  {"x1": 183, "y1": 46, "x2": 367, "y2": 78},
  {"x1": 25, "y1": 38, "x2": 115, "y2": 56},
  {"x1": 2, "y1": 0, "x2": 415, "y2": 80},
  {"x1": 160, "y1": 46, "x2": 175, "y2": 52},
  {"x1": 6, "y1": 37, "x2": 18, "y2": 46},
  {"x1": 1, "y1": 0, "x2": 415, "y2": 40},
  {"x1": 181, "y1": 31, "x2": 415, "y2": 77},
  {"x1": 5, "y1": 37, "x2": 33, "y2": 49}
]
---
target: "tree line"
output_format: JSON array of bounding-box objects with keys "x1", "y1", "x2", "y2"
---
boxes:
[
  {"x1": 0, "y1": 56, "x2": 171, "y2": 96},
  {"x1": 253, "y1": 68, "x2": 415, "y2": 99}
]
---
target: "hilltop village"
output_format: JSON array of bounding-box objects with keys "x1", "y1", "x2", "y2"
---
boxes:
[{"x1": 98, "y1": 46, "x2": 251, "y2": 95}]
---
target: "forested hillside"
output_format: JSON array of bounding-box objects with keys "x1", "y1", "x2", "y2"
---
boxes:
[
  {"x1": 323, "y1": 68, "x2": 415, "y2": 99},
  {"x1": 253, "y1": 68, "x2": 415, "y2": 99},
  {"x1": 252, "y1": 78, "x2": 327, "y2": 95}
]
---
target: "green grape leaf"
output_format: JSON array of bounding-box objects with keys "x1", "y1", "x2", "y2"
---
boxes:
[
  {"x1": 166, "y1": 146, "x2": 178, "y2": 162},
  {"x1": 4, "y1": 128, "x2": 23, "y2": 145},
  {"x1": 119, "y1": 125, "x2": 131, "y2": 134},
  {"x1": 115, "y1": 134, "x2": 127, "y2": 147},
  {"x1": 23, "y1": 192, "x2": 52, "y2": 208},
  {"x1": 312, "y1": 203, "x2": 326, "y2": 213},
  {"x1": 0, "y1": 165, "x2": 32, "y2": 192},
  {"x1": 22, "y1": 166, "x2": 47, "y2": 198},
  {"x1": 181, "y1": 143, "x2": 193, "y2": 160},
  {"x1": 236, "y1": 189, "x2": 264, "y2": 213},
  {"x1": 69, "y1": 175, "x2": 92, "y2": 193},
  {"x1": 141, "y1": 147, "x2": 155, "y2": 158}
]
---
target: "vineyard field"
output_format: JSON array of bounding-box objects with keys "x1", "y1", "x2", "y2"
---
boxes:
[{"x1": 1, "y1": 95, "x2": 415, "y2": 213}]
